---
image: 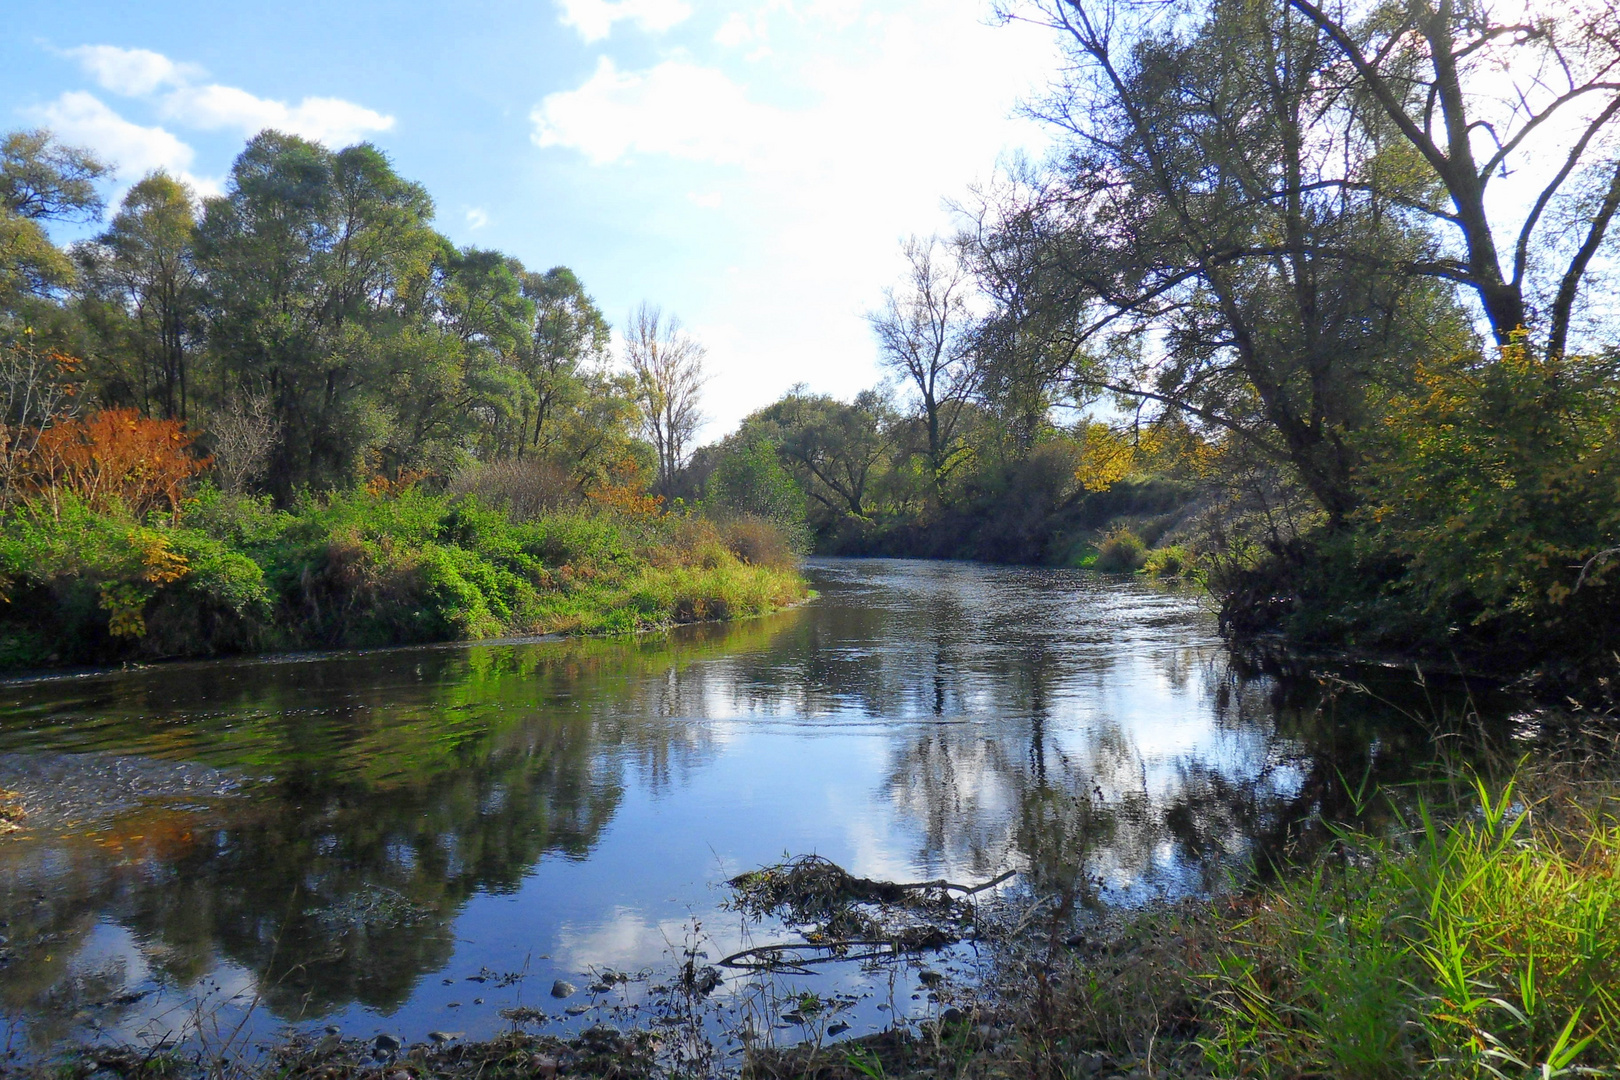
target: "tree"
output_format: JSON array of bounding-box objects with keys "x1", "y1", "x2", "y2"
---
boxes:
[
  {"x1": 622, "y1": 303, "x2": 705, "y2": 499},
  {"x1": 982, "y1": 0, "x2": 1472, "y2": 525},
  {"x1": 868, "y1": 236, "x2": 982, "y2": 499},
  {"x1": 82, "y1": 173, "x2": 201, "y2": 420},
  {"x1": 518, "y1": 266, "x2": 611, "y2": 459},
  {"x1": 196, "y1": 131, "x2": 442, "y2": 494},
  {"x1": 754, "y1": 389, "x2": 893, "y2": 520},
  {"x1": 1277, "y1": 0, "x2": 1620, "y2": 357},
  {"x1": 1, "y1": 130, "x2": 107, "y2": 311}
]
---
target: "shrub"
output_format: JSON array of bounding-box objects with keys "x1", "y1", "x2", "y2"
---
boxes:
[
  {"x1": 26, "y1": 408, "x2": 210, "y2": 519},
  {"x1": 448, "y1": 458, "x2": 578, "y2": 521},
  {"x1": 0, "y1": 494, "x2": 270, "y2": 666},
  {"x1": 719, "y1": 514, "x2": 798, "y2": 569},
  {"x1": 1093, "y1": 528, "x2": 1147, "y2": 573},
  {"x1": 1353, "y1": 345, "x2": 1620, "y2": 681},
  {"x1": 1141, "y1": 544, "x2": 1195, "y2": 579}
]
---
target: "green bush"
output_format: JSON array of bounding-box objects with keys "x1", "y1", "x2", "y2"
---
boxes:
[
  {"x1": 1141, "y1": 544, "x2": 1195, "y2": 579},
  {"x1": 0, "y1": 494, "x2": 273, "y2": 666},
  {"x1": 1093, "y1": 529, "x2": 1148, "y2": 573}
]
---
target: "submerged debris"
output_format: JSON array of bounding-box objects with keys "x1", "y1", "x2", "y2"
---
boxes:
[{"x1": 722, "y1": 855, "x2": 1014, "y2": 970}]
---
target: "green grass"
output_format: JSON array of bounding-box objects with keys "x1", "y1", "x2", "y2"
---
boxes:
[{"x1": 1202, "y1": 773, "x2": 1620, "y2": 1078}]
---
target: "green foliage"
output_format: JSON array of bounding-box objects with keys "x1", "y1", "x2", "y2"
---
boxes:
[
  {"x1": 0, "y1": 493, "x2": 271, "y2": 667},
  {"x1": 0, "y1": 126, "x2": 636, "y2": 507},
  {"x1": 0, "y1": 487, "x2": 805, "y2": 671},
  {"x1": 708, "y1": 438, "x2": 804, "y2": 522},
  {"x1": 1092, "y1": 528, "x2": 1147, "y2": 573},
  {"x1": 1358, "y1": 347, "x2": 1620, "y2": 663},
  {"x1": 0, "y1": 130, "x2": 107, "y2": 308},
  {"x1": 1141, "y1": 544, "x2": 1195, "y2": 579}
]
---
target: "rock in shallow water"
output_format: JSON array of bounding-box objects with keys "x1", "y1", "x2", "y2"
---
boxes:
[{"x1": 550, "y1": 979, "x2": 576, "y2": 998}]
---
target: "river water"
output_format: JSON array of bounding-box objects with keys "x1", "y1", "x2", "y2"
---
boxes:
[{"x1": 0, "y1": 558, "x2": 1481, "y2": 1059}]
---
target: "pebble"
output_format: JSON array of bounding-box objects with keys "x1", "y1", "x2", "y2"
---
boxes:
[
  {"x1": 550, "y1": 980, "x2": 577, "y2": 998},
  {"x1": 371, "y1": 1034, "x2": 401, "y2": 1055},
  {"x1": 426, "y1": 1031, "x2": 459, "y2": 1045},
  {"x1": 827, "y1": 1021, "x2": 851, "y2": 1036},
  {"x1": 564, "y1": 1005, "x2": 589, "y2": 1016}
]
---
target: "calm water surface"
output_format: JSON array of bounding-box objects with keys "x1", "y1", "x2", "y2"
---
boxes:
[{"x1": 0, "y1": 558, "x2": 1461, "y2": 1056}]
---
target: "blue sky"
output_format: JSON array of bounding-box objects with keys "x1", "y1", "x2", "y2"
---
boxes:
[{"x1": 3, "y1": 0, "x2": 1060, "y2": 439}]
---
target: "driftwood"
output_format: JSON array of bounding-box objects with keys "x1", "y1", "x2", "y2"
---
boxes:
[{"x1": 720, "y1": 857, "x2": 1017, "y2": 971}]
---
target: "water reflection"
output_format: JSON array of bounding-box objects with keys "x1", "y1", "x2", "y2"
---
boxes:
[{"x1": 0, "y1": 558, "x2": 1497, "y2": 1054}]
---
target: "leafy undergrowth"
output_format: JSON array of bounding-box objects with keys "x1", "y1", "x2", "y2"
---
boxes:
[{"x1": 0, "y1": 487, "x2": 807, "y2": 670}]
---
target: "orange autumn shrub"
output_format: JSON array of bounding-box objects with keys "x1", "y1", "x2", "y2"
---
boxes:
[
  {"x1": 29, "y1": 408, "x2": 210, "y2": 519},
  {"x1": 584, "y1": 452, "x2": 662, "y2": 518}
]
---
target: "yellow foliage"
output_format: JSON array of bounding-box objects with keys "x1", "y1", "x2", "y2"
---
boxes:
[
  {"x1": 1074, "y1": 419, "x2": 1217, "y2": 492},
  {"x1": 97, "y1": 533, "x2": 189, "y2": 638},
  {"x1": 584, "y1": 453, "x2": 663, "y2": 518},
  {"x1": 1075, "y1": 422, "x2": 1137, "y2": 492}
]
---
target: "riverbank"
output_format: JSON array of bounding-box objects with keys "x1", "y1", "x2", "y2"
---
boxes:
[
  {"x1": 0, "y1": 487, "x2": 807, "y2": 672},
  {"x1": 759, "y1": 728, "x2": 1620, "y2": 1080}
]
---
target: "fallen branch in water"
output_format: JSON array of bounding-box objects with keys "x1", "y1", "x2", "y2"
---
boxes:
[
  {"x1": 721, "y1": 857, "x2": 1018, "y2": 970},
  {"x1": 719, "y1": 924, "x2": 966, "y2": 970}
]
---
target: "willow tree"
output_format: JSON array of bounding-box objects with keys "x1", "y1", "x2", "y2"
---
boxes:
[
  {"x1": 196, "y1": 131, "x2": 442, "y2": 494},
  {"x1": 1281, "y1": 0, "x2": 1620, "y2": 357},
  {"x1": 81, "y1": 172, "x2": 201, "y2": 421},
  {"x1": 983, "y1": 0, "x2": 1476, "y2": 525}
]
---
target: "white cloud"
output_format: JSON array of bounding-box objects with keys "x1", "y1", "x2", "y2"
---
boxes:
[
  {"x1": 58, "y1": 43, "x2": 394, "y2": 148},
  {"x1": 713, "y1": 12, "x2": 758, "y2": 48},
  {"x1": 465, "y1": 207, "x2": 490, "y2": 229},
  {"x1": 31, "y1": 91, "x2": 195, "y2": 177},
  {"x1": 555, "y1": 0, "x2": 692, "y2": 42},
  {"x1": 159, "y1": 84, "x2": 395, "y2": 145},
  {"x1": 531, "y1": 57, "x2": 782, "y2": 166},
  {"x1": 64, "y1": 44, "x2": 202, "y2": 97},
  {"x1": 27, "y1": 92, "x2": 222, "y2": 200}
]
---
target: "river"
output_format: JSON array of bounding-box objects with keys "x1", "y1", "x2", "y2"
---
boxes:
[{"x1": 0, "y1": 558, "x2": 1491, "y2": 1059}]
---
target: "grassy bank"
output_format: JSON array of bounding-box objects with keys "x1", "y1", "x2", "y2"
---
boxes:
[
  {"x1": 0, "y1": 487, "x2": 807, "y2": 670},
  {"x1": 795, "y1": 752, "x2": 1620, "y2": 1080}
]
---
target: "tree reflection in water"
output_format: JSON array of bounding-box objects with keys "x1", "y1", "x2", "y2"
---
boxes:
[{"x1": 0, "y1": 559, "x2": 1509, "y2": 1053}]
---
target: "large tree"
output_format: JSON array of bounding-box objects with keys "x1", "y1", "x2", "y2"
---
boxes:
[
  {"x1": 196, "y1": 131, "x2": 442, "y2": 493},
  {"x1": 1279, "y1": 0, "x2": 1620, "y2": 357},
  {"x1": 1, "y1": 130, "x2": 106, "y2": 313},
  {"x1": 517, "y1": 266, "x2": 611, "y2": 460},
  {"x1": 982, "y1": 0, "x2": 1475, "y2": 525},
  {"x1": 80, "y1": 172, "x2": 201, "y2": 420}
]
